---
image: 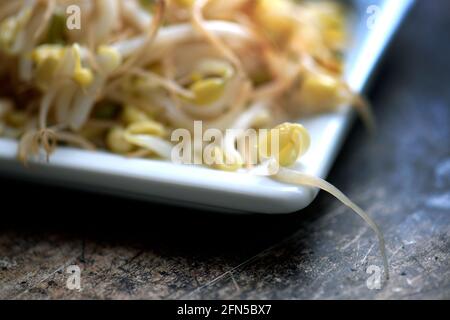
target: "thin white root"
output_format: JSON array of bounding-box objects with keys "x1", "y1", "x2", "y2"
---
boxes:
[
  {"x1": 274, "y1": 167, "x2": 389, "y2": 280},
  {"x1": 18, "y1": 128, "x2": 58, "y2": 163},
  {"x1": 123, "y1": 133, "x2": 173, "y2": 159},
  {"x1": 113, "y1": 0, "x2": 165, "y2": 75},
  {"x1": 112, "y1": 21, "x2": 254, "y2": 60},
  {"x1": 18, "y1": 130, "x2": 38, "y2": 165},
  {"x1": 191, "y1": 0, "x2": 243, "y2": 73}
]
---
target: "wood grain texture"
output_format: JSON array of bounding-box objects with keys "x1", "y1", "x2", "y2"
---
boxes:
[{"x1": 0, "y1": 0, "x2": 449, "y2": 300}]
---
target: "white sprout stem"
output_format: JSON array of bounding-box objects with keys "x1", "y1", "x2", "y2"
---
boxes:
[
  {"x1": 124, "y1": 133, "x2": 173, "y2": 159},
  {"x1": 191, "y1": 0, "x2": 243, "y2": 72},
  {"x1": 181, "y1": 75, "x2": 242, "y2": 119},
  {"x1": 115, "y1": 0, "x2": 164, "y2": 74},
  {"x1": 18, "y1": 129, "x2": 37, "y2": 163},
  {"x1": 158, "y1": 80, "x2": 251, "y2": 132},
  {"x1": 129, "y1": 68, "x2": 194, "y2": 98},
  {"x1": 223, "y1": 100, "x2": 268, "y2": 160},
  {"x1": 92, "y1": 0, "x2": 120, "y2": 45},
  {"x1": 204, "y1": 80, "x2": 252, "y2": 131},
  {"x1": 120, "y1": 0, "x2": 153, "y2": 31},
  {"x1": 18, "y1": 54, "x2": 33, "y2": 81},
  {"x1": 159, "y1": 97, "x2": 197, "y2": 131},
  {"x1": 69, "y1": 77, "x2": 105, "y2": 131},
  {"x1": 10, "y1": 0, "x2": 36, "y2": 54},
  {"x1": 230, "y1": 100, "x2": 268, "y2": 131},
  {"x1": 33, "y1": 0, "x2": 55, "y2": 41},
  {"x1": 274, "y1": 167, "x2": 389, "y2": 279},
  {"x1": 55, "y1": 84, "x2": 77, "y2": 124},
  {"x1": 39, "y1": 88, "x2": 58, "y2": 130},
  {"x1": 112, "y1": 21, "x2": 255, "y2": 59}
]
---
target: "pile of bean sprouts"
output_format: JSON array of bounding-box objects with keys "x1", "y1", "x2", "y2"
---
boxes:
[{"x1": 0, "y1": 0, "x2": 387, "y2": 279}]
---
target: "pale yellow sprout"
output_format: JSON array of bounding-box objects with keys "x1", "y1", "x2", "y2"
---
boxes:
[
  {"x1": 257, "y1": 123, "x2": 389, "y2": 280},
  {"x1": 32, "y1": 45, "x2": 63, "y2": 90},
  {"x1": 251, "y1": 109, "x2": 272, "y2": 129},
  {"x1": 254, "y1": 0, "x2": 297, "y2": 43},
  {"x1": 123, "y1": 133, "x2": 173, "y2": 159},
  {"x1": 308, "y1": 1, "x2": 347, "y2": 50},
  {"x1": 274, "y1": 166, "x2": 389, "y2": 280},
  {"x1": 31, "y1": 45, "x2": 64, "y2": 66},
  {"x1": 32, "y1": 44, "x2": 94, "y2": 89},
  {"x1": 209, "y1": 146, "x2": 243, "y2": 172},
  {"x1": 126, "y1": 120, "x2": 166, "y2": 137},
  {"x1": 0, "y1": 0, "x2": 384, "y2": 280},
  {"x1": 294, "y1": 71, "x2": 376, "y2": 131},
  {"x1": 193, "y1": 59, "x2": 234, "y2": 80},
  {"x1": 121, "y1": 105, "x2": 151, "y2": 125},
  {"x1": 106, "y1": 127, "x2": 135, "y2": 154},
  {"x1": 247, "y1": 122, "x2": 389, "y2": 279},
  {"x1": 191, "y1": 0, "x2": 244, "y2": 73},
  {"x1": 188, "y1": 78, "x2": 226, "y2": 106},
  {"x1": 92, "y1": 0, "x2": 121, "y2": 45},
  {"x1": 178, "y1": 58, "x2": 235, "y2": 112},
  {"x1": 296, "y1": 72, "x2": 346, "y2": 112},
  {"x1": 97, "y1": 45, "x2": 123, "y2": 74},
  {"x1": 72, "y1": 44, "x2": 94, "y2": 88},
  {"x1": 0, "y1": 19, "x2": 18, "y2": 51},
  {"x1": 259, "y1": 122, "x2": 310, "y2": 167},
  {"x1": 0, "y1": 6, "x2": 32, "y2": 53}
]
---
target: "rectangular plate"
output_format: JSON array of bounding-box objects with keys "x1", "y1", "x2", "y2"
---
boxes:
[{"x1": 0, "y1": 0, "x2": 414, "y2": 213}]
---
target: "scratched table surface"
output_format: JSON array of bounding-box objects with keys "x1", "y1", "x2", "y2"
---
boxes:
[{"x1": 1, "y1": 1, "x2": 449, "y2": 300}]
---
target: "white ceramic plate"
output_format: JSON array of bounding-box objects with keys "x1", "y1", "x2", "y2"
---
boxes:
[{"x1": 0, "y1": 0, "x2": 414, "y2": 213}]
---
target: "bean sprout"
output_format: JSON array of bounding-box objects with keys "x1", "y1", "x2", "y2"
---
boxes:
[{"x1": 0, "y1": 0, "x2": 387, "y2": 280}]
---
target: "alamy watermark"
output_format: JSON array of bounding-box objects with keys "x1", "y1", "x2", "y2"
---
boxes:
[
  {"x1": 366, "y1": 5, "x2": 382, "y2": 30},
  {"x1": 170, "y1": 121, "x2": 280, "y2": 172},
  {"x1": 66, "y1": 5, "x2": 81, "y2": 30},
  {"x1": 66, "y1": 265, "x2": 82, "y2": 291},
  {"x1": 62, "y1": 4, "x2": 383, "y2": 34},
  {"x1": 366, "y1": 265, "x2": 382, "y2": 290}
]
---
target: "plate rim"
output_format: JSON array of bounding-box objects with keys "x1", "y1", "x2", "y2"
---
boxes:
[{"x1": 0, "y1": 0, "x2": 414, "y2": 214}]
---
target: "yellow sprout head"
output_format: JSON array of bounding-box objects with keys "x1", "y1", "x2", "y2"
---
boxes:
[
  {"x1": 184, "y1": 59, "x2": 233, "y2": 106},
  {"x1": 0, "y1": 7, "x2": 32, "y2": 53},
  {"x1": 254, "y1": 0, "x2": 297, "y2": 43},
  {"x1": 97, "y1": 46, "x2": 122, "y2": 74},
  {"x1": 259, "y1": 123, "x2": 311, "y2": 167},
  {"x1": 121, "y1": 105, "x2": 150, "y2": 125},
  {"x1": 209, "y1": 147, "x2": 243, "y2": 172},
  {"x1": 72, "y1": 44, "x2": 94, "y2": 88},
  {"x1": 126, "y1": 120, "x2": 166, "y2": 137},
  {"x1": 296, "y1": 72, "x2": 347, "y2": 112},
  {"x1": 31, "y1": 44, "x2": 64, "y2": 90},
  {"x1": 32, "y1": 45, "x2": 64, "y2": 65},
  {"x1": 189, "y1": 78, "x2": 226, "y2": 106},
  {"x1": 106, "y1": 127, "x2": 135, "y2": 154}
]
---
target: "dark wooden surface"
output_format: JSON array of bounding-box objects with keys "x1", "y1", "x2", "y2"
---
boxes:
[{"x1": 1, "y1": 1, "x2": 449, "y2": 300}]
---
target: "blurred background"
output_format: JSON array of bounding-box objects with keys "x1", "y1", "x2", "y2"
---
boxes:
[{"x1": 0, "y1": 0, "x2": 449, "y2": 299}]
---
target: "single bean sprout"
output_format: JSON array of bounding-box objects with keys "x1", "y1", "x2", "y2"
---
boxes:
[{"x1": 0, "y1": 0, "x2": 388, "y2": 280}]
